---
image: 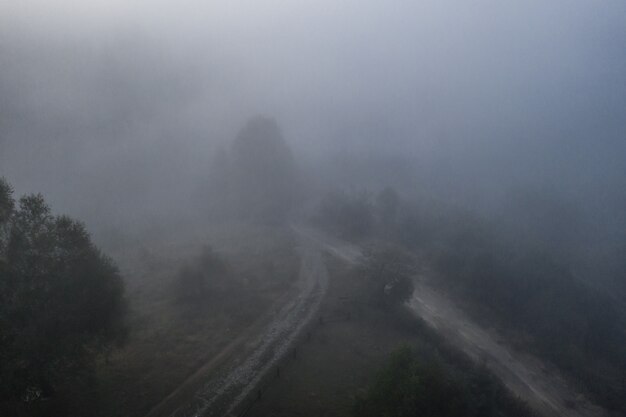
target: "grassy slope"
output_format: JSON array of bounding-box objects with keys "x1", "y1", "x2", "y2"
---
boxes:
[
  {"x1": 92, "y1": 224, "x2": 299, "y2": 417},
  {"x1": 246, "y1": 256, "x2": 406, "y2": 417}
]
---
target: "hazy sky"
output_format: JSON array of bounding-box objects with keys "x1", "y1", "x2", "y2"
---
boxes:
[
  {"x1": 3, "y1": 0, "x2": 625, "y2": 143},
  {"x1": 1, "y1": 0, "x2": 625, "y2": 225}
]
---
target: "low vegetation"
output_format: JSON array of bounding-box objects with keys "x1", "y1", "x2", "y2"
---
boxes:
[
  {"x1": 248, "y1": 254, "x2": 533, "y2": 417},
  {"x1": 93, "y1": 224, "x2": 300, "y2": 417},
  {"x1": 0, "y1": 175, "x2": 301, "y2": 417},
  {"x1": 175, "y1": 245, "x2": 229, "y2": 305},
  {"x1": 354, "y1": 345, "x2": 531, "y2": 417},
  {"x1": 435, "y1": 235, "x2": 626, "y2": 412},
  {"x1": 314, "y1": 185, "x2": 626, "y2": 414}
]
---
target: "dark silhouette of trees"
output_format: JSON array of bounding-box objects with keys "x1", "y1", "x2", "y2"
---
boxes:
[
  {"x1": 0, "y1": 179, "x2": 13, "y2": 261},
  {"x1": 204, "y1": 116, "x2": 300, "y2": 224},
  {"x1": 0, "y1": 178, "x2": 127, "y2": 412}
]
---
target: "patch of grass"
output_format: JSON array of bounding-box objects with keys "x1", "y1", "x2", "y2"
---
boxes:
[
  {"x1": 89, "y1": 224, "x2": 299, "y2": 417},
  {"x1": 248, "y1": 256, "x2": 533, "y2": 417}
]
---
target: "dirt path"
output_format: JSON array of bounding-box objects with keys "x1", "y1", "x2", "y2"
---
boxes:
[
  {"x1": 145, "y1": 226, "x2": 608, "y2": 417},
  {"x1": 409, "y1": 280, "x2": 609, "y2": 417},
  {"x1": 145, "y1": 234, "x2": 329, "y2": 417},
  {"x1": 303, "y1": 228, "x2": 608, "y2": 417}
]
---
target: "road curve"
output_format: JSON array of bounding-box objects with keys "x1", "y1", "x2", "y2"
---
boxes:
[{"x1": 153, "y1": 232, "x2": 329, "y2": 417}]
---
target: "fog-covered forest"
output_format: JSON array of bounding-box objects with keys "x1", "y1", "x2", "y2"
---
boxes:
[{"x1": 1, "y1": 1, "x2": 625, "y2": 417}]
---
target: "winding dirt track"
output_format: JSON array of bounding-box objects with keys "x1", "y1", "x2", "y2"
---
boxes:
[
  {"x1": 145, "y1": 231, "x2": 329, "y2": 417},
  {"x1": 147, "y1": 227, "x2": 609, "y2": 417}
]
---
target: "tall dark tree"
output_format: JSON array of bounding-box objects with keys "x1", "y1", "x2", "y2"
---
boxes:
[
  {"x1": 230, "y1": 116, "x2": 299, "y2": 223},
  {"x1": 0, "y1": 178, "x2": 127, "y2": 411},
  {"x1": 204, "y1": 116, "x2": 299, "y2": 224}
]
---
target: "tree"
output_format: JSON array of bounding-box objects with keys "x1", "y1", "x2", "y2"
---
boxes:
[
  {"x1": 204, "y1": 116, "x2": 300, "y2": 224},
  {"x1": 0, "y1": 179, "x2": 14, "y2": 258},
  {"x1": 360, "y1": 244, "x2": 415, "y2": 306},
  {"x1": 0, "y1": 179, "x2": 127, "y2": 410}
]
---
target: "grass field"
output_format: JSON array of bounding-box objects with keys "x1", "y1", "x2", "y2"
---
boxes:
[
  {"x1": 90, "y1": 223, "x2": 300, "y2": 417},
  {"x1": 245, "y1": 256, "x2": 430, "y2": 417},
  {"x1": 246, "y1": 254, "x2": 533, "y2": 417}
]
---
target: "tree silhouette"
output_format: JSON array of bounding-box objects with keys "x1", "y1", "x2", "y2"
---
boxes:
[
  {"x1": 204, "y1": 116, "x2": 300, "y2": 224},
  {"x1": 0, "y1": 178, "x2": 127, "y2": 410}
]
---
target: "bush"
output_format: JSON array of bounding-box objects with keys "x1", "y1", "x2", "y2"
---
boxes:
[{"x1": 354, "y1": 346, "x2": 532, "y2": 417}]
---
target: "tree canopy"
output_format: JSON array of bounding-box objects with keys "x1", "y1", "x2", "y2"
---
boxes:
[
  {"x1": 204, "y1": 116, "x2": 300, "y2": 224},
  {"x1": 0, "y1": 178, "x2": 127, "y2": 409}
]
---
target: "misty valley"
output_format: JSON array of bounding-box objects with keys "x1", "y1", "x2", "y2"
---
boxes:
[{"x1": 1, "y1": 2, "x2": 626, "y2": 417}]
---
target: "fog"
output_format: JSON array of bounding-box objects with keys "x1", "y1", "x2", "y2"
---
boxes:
[
  {"x1": 1, "y1": 1, "x2": 625, "y2": 257},
  {"x1": 3, "y1": 2, "x2": 626, "y2": 416}
]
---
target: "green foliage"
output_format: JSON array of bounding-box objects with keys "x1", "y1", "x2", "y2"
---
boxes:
[
  {"x1": 354, "y1": 346, "x2": 531, "y2": 417},
  {"x1": 0, "y1": 180, "x2": 127, "y2": 409},
  {"x1": 391, "y1": 195, "x2": 626, "y2": 413},
  {"x1": 437, "y1": 241, "x2": 626, "y2": 411},
  {"x1": 0, "y1": 178, "x2": 15, "y2": 266},
  {"x1": 339, "y1": 185, "x2": 626, "y2": 413}
]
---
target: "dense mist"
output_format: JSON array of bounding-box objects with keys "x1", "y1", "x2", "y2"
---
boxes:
[
  {"x1": 2, "y1": 0, "x2": 625, "y2": 282},
  {"x1": 1, "y1": 2, "x2": 626, "y2": 415}
]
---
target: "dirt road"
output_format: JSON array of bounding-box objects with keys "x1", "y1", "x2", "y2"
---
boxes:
[
  {"x1": 302, "y1": 228, "x2": 608, "y2": 417},
  {"x1": 409, "y1": 280, "x2": 608, "y2": 417},
  {"x1": 146, "y1": 233, "x2": 329, "y2": 417},
  {"x1": 147, "y1": 226, "x2": 609, "y2": 417}
]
